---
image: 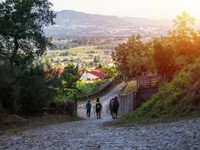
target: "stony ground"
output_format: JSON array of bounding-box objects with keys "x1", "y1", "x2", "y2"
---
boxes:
[{"x1": 0, "y1": 82, "x2": 200, "y2": 150}]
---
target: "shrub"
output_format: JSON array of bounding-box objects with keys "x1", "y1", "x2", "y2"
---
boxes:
[
  {"x1": 128, "y1": 58, "x2": 200, "y2": 121},
  {"x1": 0, "y1": 62, "x2": 56, "y2": 115}
]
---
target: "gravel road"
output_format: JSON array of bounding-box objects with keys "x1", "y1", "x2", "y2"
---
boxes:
[{"x1": 0, "y1": 82, "x2": 200, "y2": 150}]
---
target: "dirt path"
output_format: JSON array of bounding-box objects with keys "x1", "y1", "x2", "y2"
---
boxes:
[
  {"x1": 0, "y1": 82, "x2": 200, "y2": 150},
  {"x1": 77, "y1": 82, "x2": 125, "y2": 119}
]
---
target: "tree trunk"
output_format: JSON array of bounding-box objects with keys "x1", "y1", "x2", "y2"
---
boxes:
[{"x1": 10, "y1": 37, "x2": 19, "y2": 64}]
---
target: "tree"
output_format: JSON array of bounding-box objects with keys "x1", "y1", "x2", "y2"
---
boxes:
[
  {"x1": 93, "y1": 55, "x2": 100, "y2": 63},
  {"x1": 169, "y1": 11, "x2": 199, "y2": 59},
  {"x1": 59, "y1": 64, "x2": 81, "y2": 100},
  {"x1": 153, "y1": 12, "x2": 200, "y2": 81},
  {"x1": 0, "y1": 0, "x2": 56, "y2": 64},
  {"x1": 0, "y1": 0, "x2": 56, "y2": 115},
  {"x1": 112, "y1": 35, "x2": 154, "y2": 79},
  {"x1": 153, "y1": 37, "x2": 176, "y2": 81},
  {"x1": 0, "y1": 61, "x2": 56, "y2": 114}
]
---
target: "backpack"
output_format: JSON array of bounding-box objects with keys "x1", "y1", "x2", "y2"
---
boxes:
[
  {"x1": 96, "y1": 102, "x2": 101, "y2": 110},
  {"x1": 110, "y1": 99, "x2": 114, "y2": 110},
  {"x1": 86, "y1": 102, "x2": 91, "y2": 110},
  {"x1": 113, "y1": 99, "x2": 119, "y2": 109}
]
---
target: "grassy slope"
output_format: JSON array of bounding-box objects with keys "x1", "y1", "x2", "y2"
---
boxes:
[
  {"x1": 116, "y1": 58, "x2": 200, "y2": 124},
  {"x1": 119, "y1": 80, "x2": 136, "y2": 95}
]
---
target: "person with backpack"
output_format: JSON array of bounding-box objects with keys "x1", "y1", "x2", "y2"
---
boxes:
[
  {"x1": 109, "y1": 98, "x2": 114, "y2": 118},
  {"x1": 86, "y1": 100, "x2": 91, "y2": 118},
  {"x1": 95, "y1": 98, "x2": 102, "y2": 119},
  {"x1": 112, "y1": 96, "x2": 119, "y2": 119}
]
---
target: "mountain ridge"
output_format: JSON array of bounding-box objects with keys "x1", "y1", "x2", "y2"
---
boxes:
[{"x1": 44, "y1": 10, "x2": 172, "y2": 36}]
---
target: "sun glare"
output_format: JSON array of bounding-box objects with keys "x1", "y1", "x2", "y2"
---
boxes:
[
  {"x1": 183, "y1": 1, "x2": 200, "y2": 19},
  {"x1": 49, "y1": 0, "x2": 200, "y2": 19}
]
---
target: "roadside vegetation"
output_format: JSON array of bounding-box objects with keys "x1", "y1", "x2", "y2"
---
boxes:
[
  {"x1": 109, "y1": 11, "x2": 200, "y2": 125},
  {"x1": 119, "y1": 80, "x2": 136, "y2": 95},
  {"x1": 0, "y1": 0, "x2": 117, "y2": 132},
  {"x1": 112, "y1": 59, "x2": 200, "y2": 126}
]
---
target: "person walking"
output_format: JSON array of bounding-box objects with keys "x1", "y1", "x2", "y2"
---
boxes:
[
  {"x1": 112, "y1": 96, "x2": 119, "y2": 119},
  {"x1": 95, "y1": 98, "x2": 102, "y2": 119},
  {"x1": 86, "y1": 100, "x2": 91, "y2": 118},
  {"x1": 109, "y1": 98, "x2": 114, "y2": 118}
]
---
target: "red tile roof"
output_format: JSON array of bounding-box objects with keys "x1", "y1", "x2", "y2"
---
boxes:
[{"x1": 88, "y1": 69, "x2": 111, "y2": 79}]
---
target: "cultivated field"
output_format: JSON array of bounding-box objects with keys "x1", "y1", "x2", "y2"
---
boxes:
[{"x1": 45, "y1": 46, "x2": 114, "y2": 68}]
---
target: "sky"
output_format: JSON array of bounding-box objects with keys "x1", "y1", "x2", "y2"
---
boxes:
[{"x1": 49, "y1": 0, "x2": 200, "y2": 20}]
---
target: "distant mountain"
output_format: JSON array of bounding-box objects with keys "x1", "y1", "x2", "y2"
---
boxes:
[{"x1": 44, "y1": 10, "x2": 172, "y2": 36}]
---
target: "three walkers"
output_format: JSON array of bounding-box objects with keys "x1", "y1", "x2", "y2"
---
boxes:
[{"x1": 86, "y1": 96, "x2": 119, "y2": 119}]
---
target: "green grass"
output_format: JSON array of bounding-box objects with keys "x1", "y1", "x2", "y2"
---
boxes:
[
  {"x1": 45, "y1": 46, "x2": 112, "y2": 68},
  {"x1": 120, "y1": 80, "x2": 136, "y2": 94},
  {"x1": 47, "y1": 46, "x2": 104, "y2": 54}
]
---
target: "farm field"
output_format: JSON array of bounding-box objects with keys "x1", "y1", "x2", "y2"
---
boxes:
[{"x1": 45, "y1": 46, "x2": 114, "y2": 68}]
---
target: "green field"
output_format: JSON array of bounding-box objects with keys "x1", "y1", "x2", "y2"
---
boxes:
[
  {"x1": 45, "y1": 46, "x2": 113, "y2": 68},
  {"x1": 48, "y1": 46, "x2": 103, "y2": 54}
]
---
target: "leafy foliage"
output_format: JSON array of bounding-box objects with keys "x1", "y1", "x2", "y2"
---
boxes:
[
  {"x1": 126, "y1": 58, "x2": 200, "y2": 121},
  {"x1": 153, "y1": 11, "x2": 200, "y2": 81},
  {"x1": 0, "y1": 61, "x2": 57, "y2": 115},
  {"x1": 112, "y1": 35, "x2": 154, "y2": 79},
  {"x1": 58, "y1": 64, "x2": 81, "y2": 100},
  {"x1": 0, "y1": 0, "x2": 57, "y2": 115},
  {"x1": 114, "y1": 12, "x2": 200, "y2": 123},
  {"x1": 0, "y1": 0, "x2": 55, "y2": 64},
  {"x1": 76, "y1": 80, "x2": 96, "y2": 98}
]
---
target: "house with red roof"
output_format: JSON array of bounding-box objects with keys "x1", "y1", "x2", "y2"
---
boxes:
[{"x1": 80, "y1": 69, "x2": 111, "y2": 81}]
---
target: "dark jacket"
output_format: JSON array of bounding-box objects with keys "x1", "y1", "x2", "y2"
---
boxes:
[{"x1": 86, "y1": 102, "x2": 91, "y2": 110}]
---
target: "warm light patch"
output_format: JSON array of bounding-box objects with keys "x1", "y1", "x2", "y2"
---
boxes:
[{"x1": 49, "y1": 0, "x2": 200, "y2": 19}]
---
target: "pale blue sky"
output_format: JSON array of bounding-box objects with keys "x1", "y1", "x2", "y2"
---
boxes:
[{"x1": 49, "y1": 0, "x2": 200, "y2": 19}]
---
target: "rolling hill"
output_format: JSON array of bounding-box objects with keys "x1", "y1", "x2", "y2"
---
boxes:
[{"x1": 44, "y1": 10, "x2": 172, "y2": 36}]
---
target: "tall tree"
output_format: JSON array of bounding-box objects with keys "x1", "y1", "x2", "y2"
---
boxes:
[
  {"x1": 112, "y1": 35, "x2": 154, "y2": 79},
  {"x1": 153, "y1": 11, "x2": 200, "y2": 81},
  {"x1": 169, "y1": 11, "x2": 198, "y2": 59},
  {"x1": 153, "y1": 37, "x2": 176, "y2": 81},
  {"x1": 0, "y1": 0, "x2": 56, "y2": 64},
  {"x1": 0, "y1": 0, "x2": 56, "y2": 114}
]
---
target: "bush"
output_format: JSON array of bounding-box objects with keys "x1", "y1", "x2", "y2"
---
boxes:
[
  {"x1": 124, "y1": 58, "x2": 200, "y2": 121},
  {"x1": 0, "y1": 62, "x2": 19, "y2": 113},
  {"x1": 0, "y1": 62, "x2": 56, "y2": 115},
  {"x1": 19, "y1": 76, "x2": 54, "y2": 115}
]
